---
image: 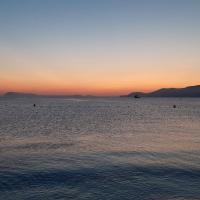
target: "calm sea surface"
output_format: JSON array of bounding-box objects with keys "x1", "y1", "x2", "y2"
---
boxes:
[{"x1": 0, "y1": 97, "x2": 200, "y2": 200}]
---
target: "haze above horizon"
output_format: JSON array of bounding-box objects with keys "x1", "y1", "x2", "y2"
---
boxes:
[{"x1": 0, "y1": 0, "x2": 200, "y2": 96}]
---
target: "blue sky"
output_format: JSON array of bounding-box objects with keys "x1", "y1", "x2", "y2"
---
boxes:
[{"x1": 0, "y1": 0, "x2": 200, "y2": 95}]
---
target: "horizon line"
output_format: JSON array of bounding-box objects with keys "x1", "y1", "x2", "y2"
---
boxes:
[{"x1": 1, "y1": 84, "x2": 200, "y2": 97}]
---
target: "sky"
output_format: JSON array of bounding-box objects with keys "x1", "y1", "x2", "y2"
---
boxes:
[{"x1": 0, "y1": 0, "x2": 200, "y2": 96}]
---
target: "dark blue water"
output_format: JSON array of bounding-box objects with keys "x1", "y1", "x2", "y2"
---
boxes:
[{"x1": 0, "y1": 97, "x2": 200, "y2": 199}]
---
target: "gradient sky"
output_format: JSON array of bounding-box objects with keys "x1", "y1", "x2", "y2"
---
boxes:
[{"x1": 0, "y1": 0, "x2": 200, "y2": 95}]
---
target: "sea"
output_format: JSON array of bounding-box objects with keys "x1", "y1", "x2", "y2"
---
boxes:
[{"x1": 0, "y1": 97, "x2": 200, "y2": 200}]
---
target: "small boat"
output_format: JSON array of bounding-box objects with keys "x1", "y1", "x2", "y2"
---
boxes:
[{"x1": 134, "y1": 95, "x2": 141, "y2": 98}]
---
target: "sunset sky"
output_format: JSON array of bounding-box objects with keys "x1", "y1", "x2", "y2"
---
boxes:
[{"x1": 0, "y1": 0, "x2": 200, "y2": 96}]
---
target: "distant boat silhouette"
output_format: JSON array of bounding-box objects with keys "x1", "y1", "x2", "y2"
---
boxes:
[{"x1": 134, "y1": 95, "x2": 141, "y2": 98}]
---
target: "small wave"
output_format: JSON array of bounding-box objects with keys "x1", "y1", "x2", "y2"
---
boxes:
[
  {"x1": 0, "y1": 141, "x2": 75, "y2": 152},
  {"x1": 0, "y1": 164, "x2": 200, "y2": 199}
]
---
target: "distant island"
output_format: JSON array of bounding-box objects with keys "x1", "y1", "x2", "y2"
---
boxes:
[
  {"x1": 2, "y1": 92, "x2": 96, "y2": 98},
  {"x1": 121, "y1": 85, "x2": 200, "y2": 98},
  {"x1": 4, "y1": 92, "x2": 38, "y2": 98}
]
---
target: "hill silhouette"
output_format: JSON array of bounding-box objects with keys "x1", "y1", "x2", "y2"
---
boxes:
[
  {"x1": 122, "y1": 85, "x2": 200, "y2": 97},
  {"x1": 4, "y1": 92, "x2": 38, "y2": 98}
]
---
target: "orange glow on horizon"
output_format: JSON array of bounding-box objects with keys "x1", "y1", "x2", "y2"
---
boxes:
[
  {"x1": 1, "y1": 79, "x2": 199, "y2": 96},
  {"x1": 0, "y1": 83, "x2": 152, "y2": 96},
  {"x1": 1, "y1": 63, "x2": 199, "y2": 96}
]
